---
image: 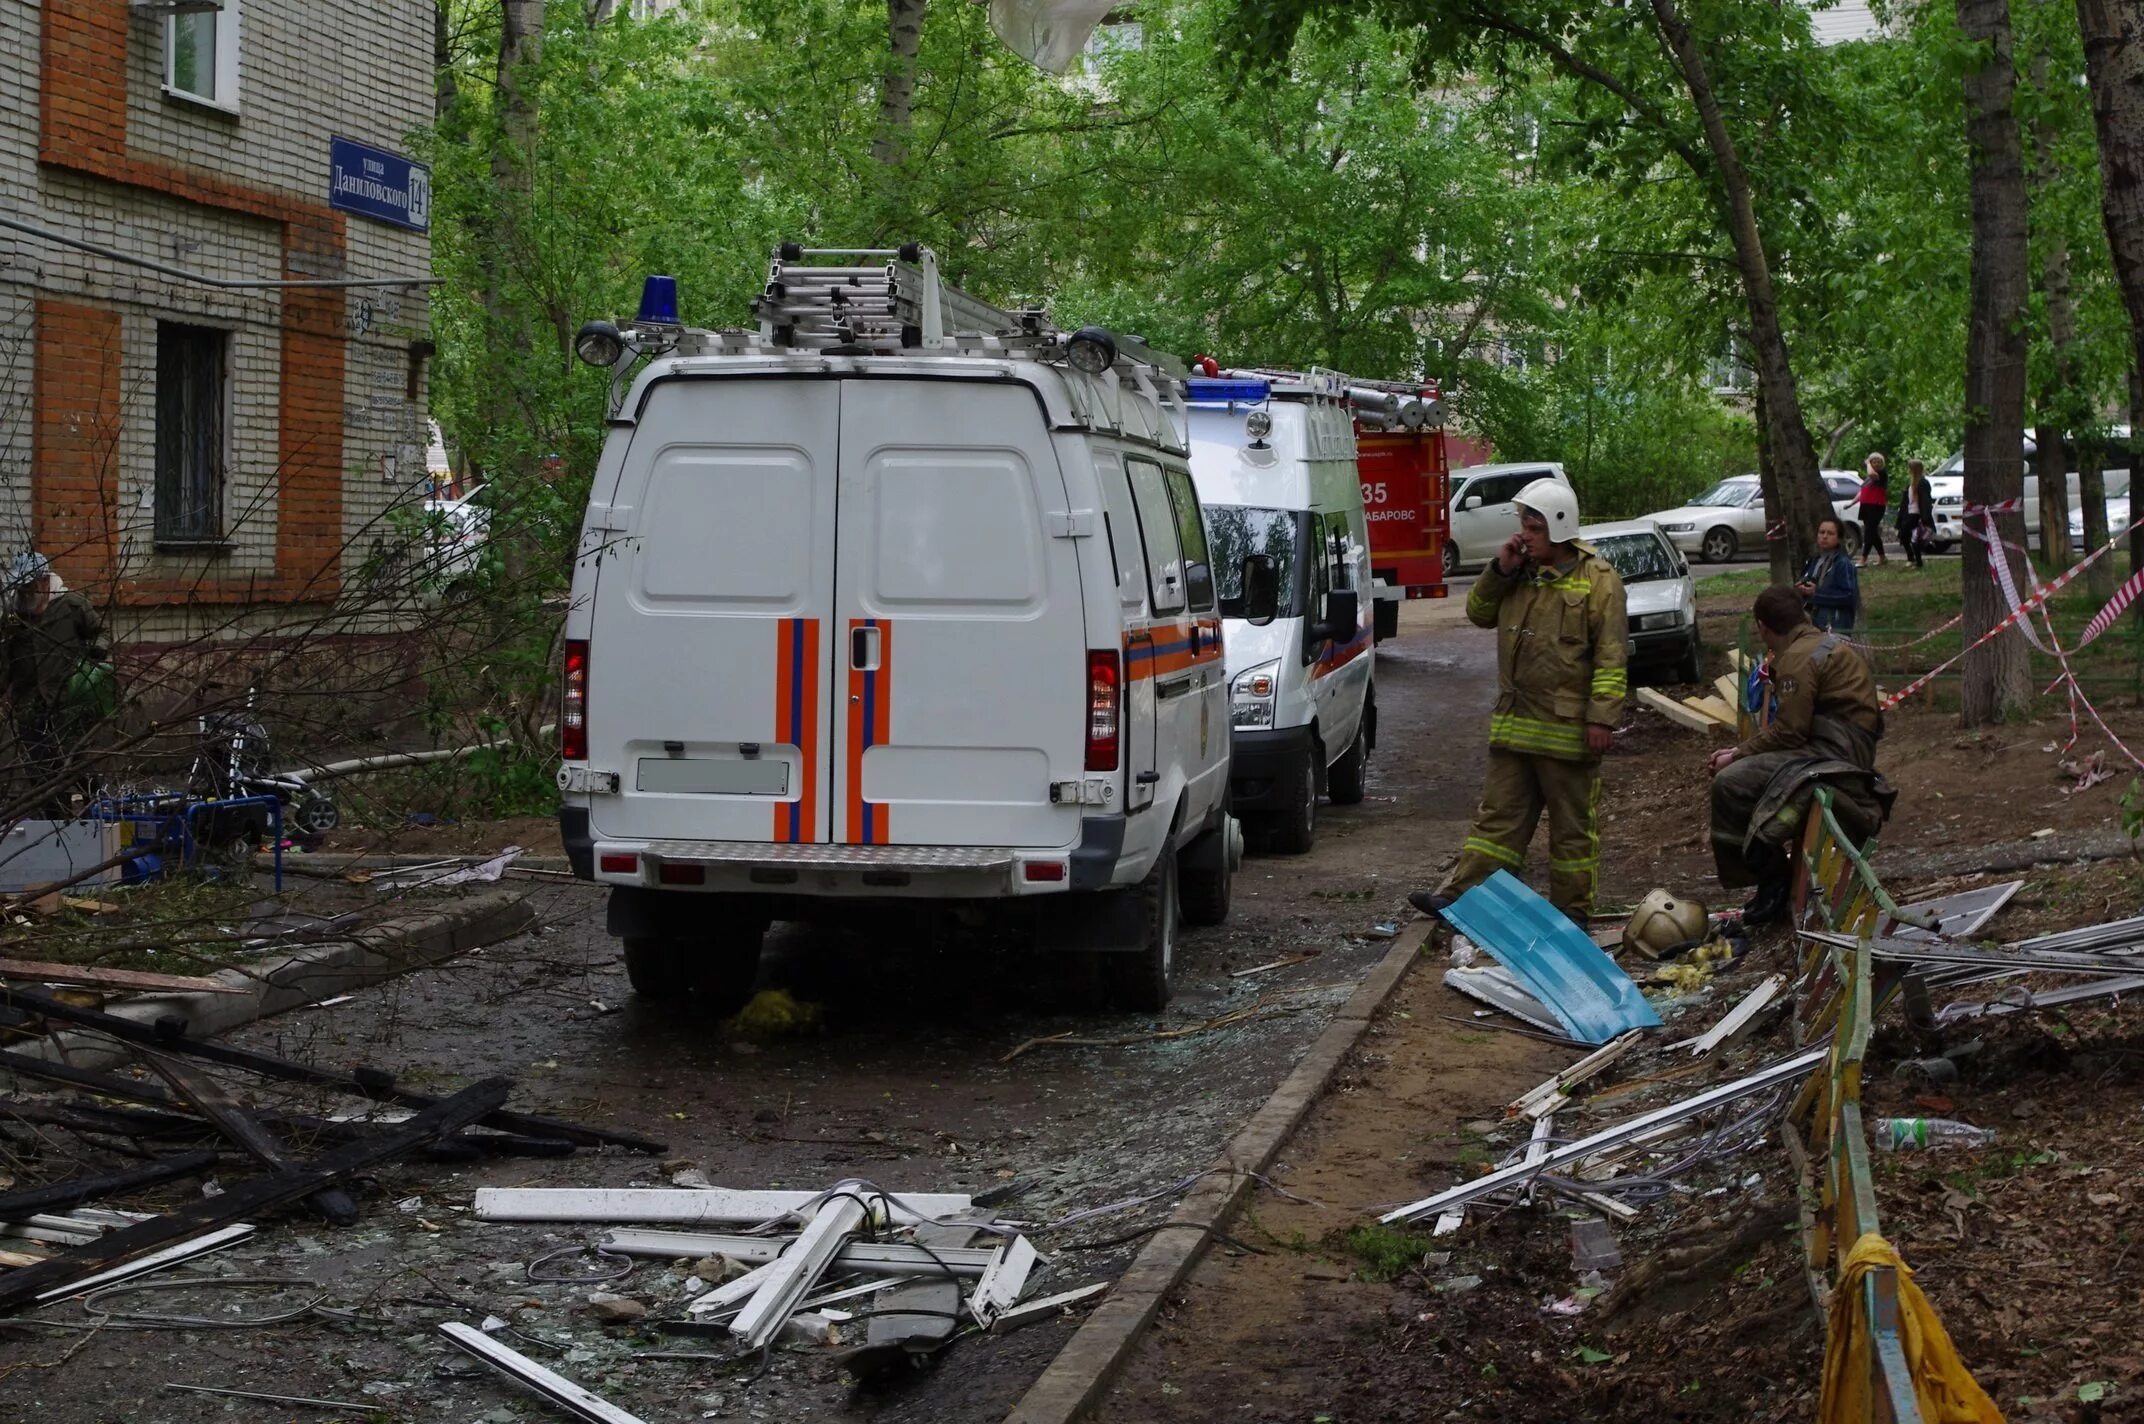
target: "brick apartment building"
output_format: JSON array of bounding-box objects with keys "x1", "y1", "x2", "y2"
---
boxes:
[{"x1": 0, "y1": 0, "x2": 436, "y2": 644}]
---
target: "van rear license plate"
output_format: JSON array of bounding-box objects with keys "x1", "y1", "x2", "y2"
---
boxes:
[{"x1": 635, "y1": 757, "x2": 790, "y2": 796}]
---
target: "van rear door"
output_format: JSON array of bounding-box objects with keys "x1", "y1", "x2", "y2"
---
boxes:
[
  {"x1": 830, "y1": 379, "x2": 1086, "y2": 849},
  {"x1": 585, "y1": 378, "x2": 838, "y2": 844}
]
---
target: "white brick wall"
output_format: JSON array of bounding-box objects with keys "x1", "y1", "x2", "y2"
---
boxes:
[{"x1": 0, "y1": 0, "x2": 435, "y2": 642}]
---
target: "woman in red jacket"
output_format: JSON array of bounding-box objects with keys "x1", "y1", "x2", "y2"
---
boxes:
[{"x1": 1855, "y1": 453, "x2": 1889, "y2": 568}]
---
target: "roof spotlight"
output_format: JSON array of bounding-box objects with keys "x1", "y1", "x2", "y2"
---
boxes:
[
  {"x1": 574, "y1": 319, "x2": 625, "y2": 368},
  {"x1": 1245, "y1": 410, "x2": 1273, "y2": 441},
  {"x1": 1067, "y1": 326, "x2": 1118, "y2": 376}
]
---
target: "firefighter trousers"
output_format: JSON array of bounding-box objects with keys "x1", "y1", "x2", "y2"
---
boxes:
[{"x1": 1437, "y1": 748, "x2": 1602, "y2": 918}]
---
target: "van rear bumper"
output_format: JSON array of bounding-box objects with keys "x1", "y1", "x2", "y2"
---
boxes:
[
  {"x1": 1229, "y1": 724, "x2": 1318, "y2": 812},
  {"x1": 563, "y1": 816, "x2": 1127, "y2": 899}
]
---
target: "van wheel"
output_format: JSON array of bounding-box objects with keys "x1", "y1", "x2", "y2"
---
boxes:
[
  {"x1": 1179, "y1": 819, "x2": 1238, "y2": 927},
  {"x1": 1327, "y1": 720, "x2": 1370, "y2": 806},
  {"x1": 1105, "y1": 846, "x2": 1178, "y2": 1011},
  {"x1": 1268, "y1": 744, "x2": 1319, "y2": 855},
  {"x1": 623, "y1": 920, "x2": 766, "y2": 1015}
]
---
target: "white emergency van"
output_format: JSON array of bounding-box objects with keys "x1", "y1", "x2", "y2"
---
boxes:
[
  {"x1": 555, "y1": 248, "x2": 1277, "y2": 1012},
  {"x1": 1184, "y1": 371, "x2": 1376, "y2": 854}
]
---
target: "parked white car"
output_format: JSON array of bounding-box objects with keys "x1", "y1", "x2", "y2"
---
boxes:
[
  {"x1": 2069, "y1": 495, "x2": 2134, "y2": 550},
  {"x1": 420, "y1": 488, "x2": 489, "y2": 588},
  {"x1": 1185, "y1": 371, "x2": 1375, "y2": 856},
  {"x1": 1928, "y1": 434, "x2": 2132, "y2": 553},
  {"x1": 1647, "y1": 472, "x2": 1862, "y2": 564},
  {"x1": 1445, "y1": 461, "x2": 1569, "y2": 575},
  {"x1": 1581, "y1": 520, "x2": 1700, "y2": 685}
]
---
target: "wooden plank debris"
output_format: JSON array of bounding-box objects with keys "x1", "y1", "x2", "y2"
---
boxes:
[
  {"x1": 1634, "y1": 686, "x2": 1719, "y2": 732},
  {"x1": 1229, "y1": 951, "x2": 1321, "y2": 978},
  {"x1": 0, "y1": 1150, "x2": 217, "y2": 1222},
  {"x1": 1685, "y1": 694, "x2": 1738, "y2": 726},
  {"x1": 0, "y1": 959, "x2": 243, "y2": 994},
  {"x1": 139, "y1": 1051, "x2": 360, "y2": 1226},
  {"x1": 477, "y1": 1187, "x2": 971, "y2": 1227},
  {"x1": 0, "y1": 986, "x2": 661, "y2": 1153},
  {"x1": 0, "y1": 1077, "x2": 509, "y2": 1312}
]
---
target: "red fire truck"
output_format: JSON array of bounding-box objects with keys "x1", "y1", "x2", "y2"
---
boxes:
[{"x1": 1355, "y1": 382, "x2": 1451, "y2": 641}]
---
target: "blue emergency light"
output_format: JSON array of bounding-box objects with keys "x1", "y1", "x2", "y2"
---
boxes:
[
  {"x1": 636, "y1": 275, "x2": 680, "y2": 327},
  {"x1": 1185, "y1": 377, "x2": 1271, "y2": 405}
]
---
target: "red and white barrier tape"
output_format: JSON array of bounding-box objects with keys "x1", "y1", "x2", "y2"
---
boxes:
[
  {"x1": 1845, "y1": 613, "x2": 1963, "y2": 654},
  {"x1": 2078, "y1": 563, "x2": 2144, "y2": 649}
]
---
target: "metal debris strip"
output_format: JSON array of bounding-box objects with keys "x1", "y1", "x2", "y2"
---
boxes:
[
  {"x1": 986, "y1": 1280, "x2": 1108, "y2": 1333},
  {"x1": 1508, "y1": 1032, "x2": 1642, "y2": 1119},
  {"x1": 1877, "y1": 881, "x2": 2023, "y2": 942},
  {"x1": 1440, "y1": 871, "x2": 1661, "y2": 1044},
  {"x1": 472, "y1": 1186, "x2": 974, "y2": 1227},
  {"x1": 1444, "y1": 965, "x2": 1564, "y2": 1035},
  {"x1": 34, "y1": 1224, "x2": 256, "y2": 1303},
  {"x1": 1380, "y1": 1048, "x2": 1827, "y2": 1225},
  {"x1": 601, "y1": 1229, "x2": 998, "y2": 1277},
  {"x1": 1808, "y1": 930, "x2": 2144, "y2": 977},
  {"x1": 1936, "y1": 973, "x2": 2144, "y2": 1024},
  {"x1": 441, "y1": 1321, "x2": 650, "y2": 1424},
  {"x1": 1669, "y1": 975, "x2": 1787, "y2": 1056},
  {"x1": 166, "y1": 1383, "x2": 383, "y2": 1413}
]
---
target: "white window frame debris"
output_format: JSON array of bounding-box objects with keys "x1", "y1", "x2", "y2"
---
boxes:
[
  {"x1": 728, "y1": 1187, "x2": 871, "y2": 1350},
  {"x1": 601, "y1": 1228, "x2": 999, "y2": 1276},
  {"x1": 1673, "y1": 975, "x2": 1786, "y2": 1056},
  {"x1": 34, "y1": 1223, "x2": 254, "y2": 1303},
  {"x1": 441, "y1": 1321, "x2": 649, "y2": 1424},
  {"x1": 472, "y1": 1186, "x2": 971, "y2": 1226},
  {"x1": 987, "y1": 1280, "x2": 1108, "y2": 1333},
  {"x1": 967, "y1": 1235, "x2": 1039, "y2": 1327},
  {"x1": 1508, "y1": 1031, "x2": 1642, "y2": 1119}
]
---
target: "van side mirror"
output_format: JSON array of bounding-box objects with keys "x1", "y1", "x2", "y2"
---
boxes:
[
  {"x1": 1239, "y1": 554, "x2": 1280, "y2": 626},
  {"x1": 1315, "y1": 589, "x2": 1359, "y2": 643}
]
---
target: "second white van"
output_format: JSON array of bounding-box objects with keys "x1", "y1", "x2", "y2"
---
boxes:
[{"x1": 1185, "y1": 371, "x2": 1376, "y2": 854}]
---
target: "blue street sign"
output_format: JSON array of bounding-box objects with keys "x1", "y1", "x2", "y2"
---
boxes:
[{"x1": 328, "y1": 136, "x2": 432, "y2": 233}]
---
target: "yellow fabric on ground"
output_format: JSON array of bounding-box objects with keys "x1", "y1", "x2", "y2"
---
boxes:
[{"x1": 1818, "y1": 1233, "x2": 2004, "y2": 1424}]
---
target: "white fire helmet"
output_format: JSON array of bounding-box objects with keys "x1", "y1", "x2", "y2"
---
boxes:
[{"x1": 1514, "y1": 478, "x2": 1580, "y2": 541}]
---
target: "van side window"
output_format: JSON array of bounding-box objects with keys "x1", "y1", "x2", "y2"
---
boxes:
[
  {"x1": 1325, "y1": 516, "x2": 1355, "y2": 591},
  {"x1": 1126, "y1": 456, "x2": 1186, "y2": 614},
  {"x1": 1308, "y1": 513, "x2": 1332, "y2": 599},
  {"x1": 1093, "y1": 456, "x2": 1147, "y2": 608},
  {"x1": 1161, "y1": 466, "x2": 1215, "y2": 612}
]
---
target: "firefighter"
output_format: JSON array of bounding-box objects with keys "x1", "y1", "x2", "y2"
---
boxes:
[
  {"x1": 1409, "y1": 479, "x2": 1628, "y2": 925},
  {"x1": 1708, "y1": 585, "x2": 1892, "y2": 926}
]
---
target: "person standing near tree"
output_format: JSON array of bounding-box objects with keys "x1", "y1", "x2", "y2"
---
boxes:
[
  {"x1": 1896, "y1": 458, "x2": 1934, "y2": 569},
  {"x1": 1796, "y1": 518, "x2": 1860, "y2": 631},
  {"x1": 1407, "y1": 479, "x2": 1628, "y2": 927},
  {"x1": 1856, "y1": 453, "x2": 1890, "y2": 568}
]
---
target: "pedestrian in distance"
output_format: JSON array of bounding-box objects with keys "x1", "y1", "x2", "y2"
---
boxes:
[
  {"x1": 1795, "y1": 518, "x2": 1859, "y2": 632},
  {"x1": 3, "y1": 552, "x2": 110, "y2": 816},
  {"x1": 1706, "y1": 586, "x2": 1893, "y2": 926},
  {"x1": 1897, "y1": 458, "x2": 1934, "y2": 569},
  {"x1": 1408, "y1": 479, "x2": 1629, "y2": 928},
  {"x1": 1855, "y1": 453, "x2": 1889, "y2": 567}
]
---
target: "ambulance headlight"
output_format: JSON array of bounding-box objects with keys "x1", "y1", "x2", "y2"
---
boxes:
[
  {"x1": 1245, "y1": 410, "x2": 1273, "y2": 440},
  {"x1": 575, "y1": 320, "x2": 625, "y2": 368},
  {"x1": 1232, "y1": 659, "x2": 1281, "y2": 729},
  {"x1": 1067, "y1": 326, "x2": 1118, "y2": 376}
]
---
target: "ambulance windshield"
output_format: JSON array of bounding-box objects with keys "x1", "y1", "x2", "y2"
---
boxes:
[{"x1": 1208, "y1": 506, "x2": 1302, "y2": 615}]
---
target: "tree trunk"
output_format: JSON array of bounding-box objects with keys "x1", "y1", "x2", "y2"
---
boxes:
[
  {"x1": 2078, "y1": 0, "x2": 2144, "y2": 613},
  {"x1": 485, "y1": 0, "x2": 545, "y2": 595},
  {"x1": 1958, "y1": 0, "x2": 2035, "y2": 725},
  {"x1": 1751, "y1": 359, "x2": 1793, "y2": 584},
  {"x1": 872, "y1": 0, "x2": 928, "y2": 167},
  {"x1": 435, "y1": 1, "x2": 458, "y2": 122},
  {"x1": 2027, "y1": 52, "x2": 2077, "y2": 569},
  {"x1": 2077, "y1": 440, "x2": 2111, "y2": 592},
  {"x1": 1648, "y1": 0, "x2": 1832, "y2": 578}
]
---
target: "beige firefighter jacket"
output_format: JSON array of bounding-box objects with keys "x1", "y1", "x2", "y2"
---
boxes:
[{"x1": 1464, "y1": 542, "x2": 1630, "y2": 761}]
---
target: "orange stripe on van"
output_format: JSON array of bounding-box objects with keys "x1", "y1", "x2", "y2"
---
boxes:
[{"x1": 1124, "y1": 618, "x2": 1223, "y2": 681}]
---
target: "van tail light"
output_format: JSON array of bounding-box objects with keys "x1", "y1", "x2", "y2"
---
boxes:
[
  {"x1": 562, "y1": 639, "x2": 589, "y2": 761},
  {"x1": 1086, "y1": 650, "x2": 1120, "y2": 772}
]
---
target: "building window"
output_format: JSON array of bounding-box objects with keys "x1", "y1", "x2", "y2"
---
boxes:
[
  {"x1": 155, "y1": 323, "x2": 228, "y2": 544},
  {"x1": 166, "y1": 0, "x2": 241, "y2": 111}
]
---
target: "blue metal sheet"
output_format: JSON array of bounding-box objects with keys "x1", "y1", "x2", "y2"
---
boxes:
[{"x1": 1442, "y1": 871, "x2": 1661, "y2": 1044}]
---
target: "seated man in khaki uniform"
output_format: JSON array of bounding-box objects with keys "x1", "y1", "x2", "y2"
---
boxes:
[{"x1": 1708, "y1": 585, "x2": 1893, "y2": 925}]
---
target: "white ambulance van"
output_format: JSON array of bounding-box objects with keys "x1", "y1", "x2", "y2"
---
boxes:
[
  {"x1": 555, "y1": 249, "x2": 1276, "y2": 1011},
  {"x1": 1184, "y1": 370, "x2": 1376, "y2": 854}
]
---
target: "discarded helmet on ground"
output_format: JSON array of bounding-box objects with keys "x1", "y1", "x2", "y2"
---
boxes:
[
  {"x1": 1514, "y1": 478, "x2": 1580, "y2": 540},
  {"x1": 1625, "y1": 888, "x2": 1708, "y2": 959}
]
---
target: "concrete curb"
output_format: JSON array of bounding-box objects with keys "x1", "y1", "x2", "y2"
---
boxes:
[
  {"x1": 3, "y1": 888, "x2": 538, "y2": 1075},
  {"x1": 1002, "y1": 926, "x2": 1429, "y2": 1424}
]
